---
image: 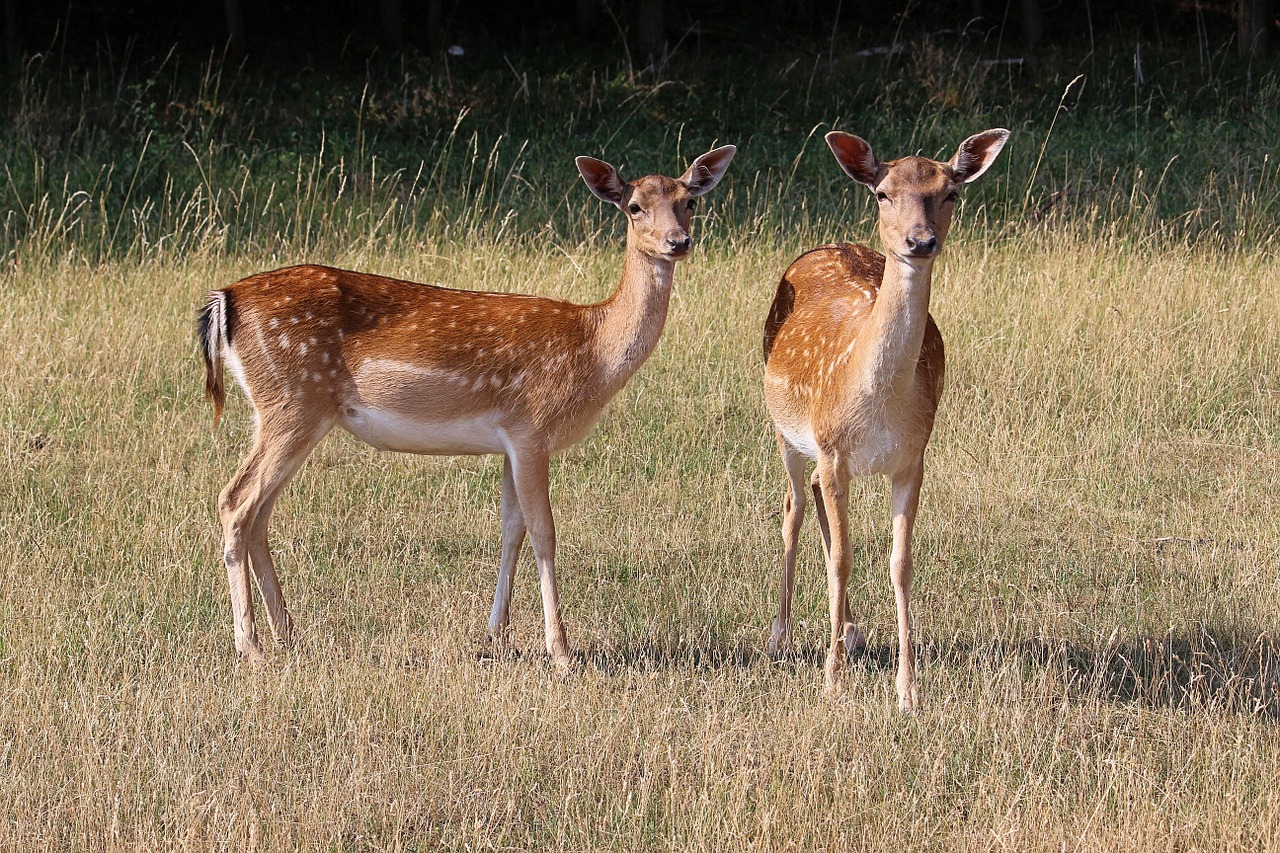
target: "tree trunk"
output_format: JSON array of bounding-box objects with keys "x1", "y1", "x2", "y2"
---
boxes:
[
  {"x1": 1021, "y1": 0, "x2": 1042, "y2": 54},
  {"x1": 427, "y1": 0, "x2": 444, "y2": 52},
  {"x1": 4, "y1": 0, "x2": 18, "y2": 68},
  {"x1": 379, "y1": 0, "x2": 404, "y2": 53},
  {"x1": 1239, "y1": 0, "x2": 1272, "y2": 58},
  {"x1": 576, "y1": 0, "x2": 598, "y2": 36},
  {"x1": 224, "y1": 0, "x2": 247, "y2": 59},
  {"x1": 636, "y1": 0, "x2": 664, "y2": 62}
]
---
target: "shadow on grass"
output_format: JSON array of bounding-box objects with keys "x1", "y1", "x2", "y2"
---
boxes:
[
  {"x1": 581, "y1": 636, "x2": 761, "y2": 674},
  {"x1": 941, "y1": 625, "x2": 1280, "y2": 720},
  {"x1": 575, "y1": 623, "x2": 1280, "y2": 719}
]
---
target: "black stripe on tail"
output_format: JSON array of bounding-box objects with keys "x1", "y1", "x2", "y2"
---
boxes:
[
  {"x1": 196, "y1": 291, "x2": 231, "y2": 426},
  {"x1": 762, "y1": 276, "x2": 795, "y2": 363}
]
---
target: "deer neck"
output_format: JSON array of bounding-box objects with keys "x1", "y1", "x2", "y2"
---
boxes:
[
  {"x1": 857, "y1": 253, "x2": 934, "y2": 395},
  {"x1": 591, "y1": 245, "x2": 676, "y2": 389}
]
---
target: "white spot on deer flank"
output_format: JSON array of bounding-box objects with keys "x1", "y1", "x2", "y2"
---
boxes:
[
  {"x1": 279, "y1": 334, "x2": 290, "y2": 349},
  {"x1": 269, "y1": 318, "x2": 279, "y2": 329},
  {"x1": 298, "y1": 342, "x2": 308, "y2": 355}
]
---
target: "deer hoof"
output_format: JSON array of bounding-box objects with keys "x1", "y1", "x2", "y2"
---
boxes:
[
  {"x1": 768, "y1": 617, "x2": 794, "y2": 658},
  {"x1": 235, "y1": 636, "x2": 267, "y2": 665},
  {"x1": 823, "y1": 650, "x2": 848, "y2": 698},
  {"x1": 843, "y1": 623, "x2": 866, "y2": 657}
]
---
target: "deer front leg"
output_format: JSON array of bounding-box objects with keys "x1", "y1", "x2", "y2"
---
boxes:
[
  {"x1": 770, "y1": 436, "x2": 808, "y2": 657},
  {"x1": 889, "y1": 462, "x2": 924, "y2": 713},
  {"x1": 811, "y1": 472, "x2": 865, "y2": 658},
  {"x1": 488, "y1": 455, "x2": 526, "y2": 642},
  {"x1": 508, "y1": 446, "x2": 572, "y2": 672},
  {"x1": 816, "y1": 454, "x2": 853, "y2": 697}
]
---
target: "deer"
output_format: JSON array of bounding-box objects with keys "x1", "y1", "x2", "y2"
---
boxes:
[
  {"x1": 197, "y1": 144, "x2": 736, "y2": 670},
  {"x1": 761, "y1": 129, "x2": 1009, "y2": 711}
]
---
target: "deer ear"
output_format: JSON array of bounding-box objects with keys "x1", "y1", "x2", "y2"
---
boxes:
[
  {"x1": 679, "y1": 145, "x2": 736, "y2": 197},
  {"x1": 576, "y1": 156, "x2": 627, "y2": 206},
  {"x1": 949, "y1": 129, "x2": 1010, "y2": 184},
  {"x1": 826, "y1": 132, "x2": 885, "y2": 189}
]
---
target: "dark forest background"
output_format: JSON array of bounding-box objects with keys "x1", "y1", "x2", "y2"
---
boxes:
[
  {"x1": 3, "y1": 1, "x2": 1275, "y2": 67},
  {"x1": 0, "y1": 1, "x2": 1277, "y2": 261}
]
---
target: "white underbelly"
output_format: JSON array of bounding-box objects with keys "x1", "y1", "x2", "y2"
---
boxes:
[
  {"x1": 341, "y1": 406, "x2": 506, "y2": 455},
  {"x1": 777, "y1": 420, "x2": 820, "y2": 460},
  {"x1": 777, "y1": 419, "x2": 909, "y2": 477},
  {"x1": 845, "y1": 426, "x2": 905, "y2": 477}
]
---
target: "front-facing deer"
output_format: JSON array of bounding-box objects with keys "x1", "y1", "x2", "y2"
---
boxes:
[
  {"x1": 198, "y1": 145, "x2": 735, "y2": 668},
  {"x1": 762, "y1": 129, "x2": 1008, "y2": 711}
]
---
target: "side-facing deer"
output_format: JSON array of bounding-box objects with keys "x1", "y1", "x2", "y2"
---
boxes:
[
  {"x1": 198, "y1": 145, "x2": 735, "y2": 669},
  {"x1": 762, "y1": 129, "x2": 1008, "y2": 711}
]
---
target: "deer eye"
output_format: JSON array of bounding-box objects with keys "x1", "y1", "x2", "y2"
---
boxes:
[
  {"x1": 875, "y1": 191, "x2": 889, "y2": 203},
  {"x1": 628, "y1": 202, "x2": 642, "y2": 215},
  {"x1": 945, "y1": 191, "x2": 959, "y2": 203},
  {"x1": 686, "y1": 199, "x2": 697, "y2": 211}
]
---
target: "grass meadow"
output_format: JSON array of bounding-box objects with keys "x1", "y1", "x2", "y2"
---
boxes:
[{"x1": 2, "y1": 27, "x2": 1280, "y2": 850}]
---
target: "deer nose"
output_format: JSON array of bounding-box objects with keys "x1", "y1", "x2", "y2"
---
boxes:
[
  {"x1": 667, "y1": 234, "x2": 692, "y2": 255},
  {"x1": 905, "y1": 230, "x2": 938, "y2": 257}
]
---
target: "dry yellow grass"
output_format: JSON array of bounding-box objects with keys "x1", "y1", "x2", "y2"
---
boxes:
[{"x1": 2, "y1": 231, "x2": 1278, "y2": 850}]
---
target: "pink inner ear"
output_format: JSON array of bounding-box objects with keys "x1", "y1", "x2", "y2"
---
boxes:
[
  {"x1": 952, "y1": 131, "x2": 1009, "y2": 182},
  {"x1": 954, "y1": 149, "x2": 980, "y2": 175},
  {"x1": 578, "y1": 157, "x2": 624, "y2": 202},
  {"x1": 828, "y1": 134, "x2": 878, "y2": 186}
]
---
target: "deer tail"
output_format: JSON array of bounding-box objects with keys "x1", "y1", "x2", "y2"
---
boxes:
[
  {"x1": 762, "y1": 275, "x2": 795, "y2": 364},
  {"x1": 196, "y1": 291, "x2": 230, "y2": 427}
]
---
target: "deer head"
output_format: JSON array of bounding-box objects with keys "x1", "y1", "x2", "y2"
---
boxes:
[
  {"x1": 575, "y1": 145, "x2": 737, "y2": 261},
  {"x1": 826, "y1": 129, "x2": 1009, "y2": 262}
]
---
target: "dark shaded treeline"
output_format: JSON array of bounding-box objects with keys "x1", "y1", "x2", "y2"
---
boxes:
[
  {"x1": 1, "y1": 0, "x2": 1277, "y2": 261},
  {"x1": 1, "y1": 0, "x2": 1271, "y2": 69}
]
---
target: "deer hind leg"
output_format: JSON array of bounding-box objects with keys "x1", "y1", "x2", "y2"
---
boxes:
[
  {"x1": 811, "y1": 472, "x2": 866, "y2": 658},
  {"x1": 507, "y1": 446, "x2": 571, "y2": 672},
  {"x1": 488, "y1": 454, "x2": 526, "y2": 642},
  {"x1": 815, "y1": 453, "x2": 854, "y2": 697},
  {"x1": 889, "y1": 461, "x2": 923, "y2": 713},
  {"x1": 244, "y1": 457, "x2": 317, "y2": 648},
  {"x1": 219, "y1": 418, "x2": 329, "y2": 660},
  {"x1": 770, "y1": 434, "x2": 808, "y2": 657}
]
